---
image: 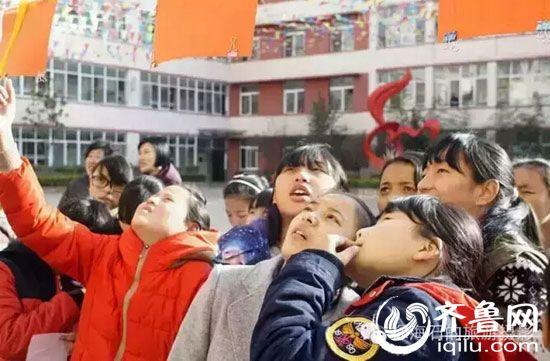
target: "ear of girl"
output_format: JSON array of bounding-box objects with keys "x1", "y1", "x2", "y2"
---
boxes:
[{"x1": 280, "y1": 192, "x2": 375, "y2": 263}]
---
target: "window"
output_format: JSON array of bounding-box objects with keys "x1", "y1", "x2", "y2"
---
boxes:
[
  {"x1": 81, "y1": 64, "x2": 93, "y2": 102},
  {"x1": 378, "y1": 69, "x2": 426, "y2": 109},
  {"x1": 330, "y1": 77, "x2": 354, "y2": 112},
  {"x1": 141, "y1": 74, "x2": 225, "y2": 114},
  {"x1": 331, "y1": 25, "x2": 354, "y2": 52},
  {"x1": 142, "y1": 73, "x2": 176, "y2": 110},
  {"x1": 284, "y1": 32, "x2": 305, "y2": 57},
  {"x1": 10, "y1": 59, "x2": 126, "y2": 106},
  {"x1": 17, "y1": 128, "x2": 50, "y2": 166},
  {"x1": 378, "y1": 3, "x2": 428, "y2": 48},
  {"x1": 178, "y1": 78, "x2": 191, "y2": 111},
  {"x1": 240, "y1": 146, "x2": 259, "y2": 170},
  {"x1": 284, "y1": 81, "x2": 305, "y2": 114},
  {"x1": 105, "y1": 68, "x2": 126, "y2": 105},
  {"x1": 93, "y1": 65, "x2": 105, "y2": 103},
  {"x1": 24, "y1": 77, "x2": 36, "y2": 95},
  {"x1": 240, "y1": 85, "x2": 259, "y2": 115},
  {"x1": 67, "y1": 61, "x2": 78, "y2": 101},
  {"x1": 497, "y1": 59, "x2": 550, "y2": 106},
  {"x1": 435, "y1": 64, "x2": 487, "y2": 108},
  {"x1": 213, "y1": 83, "x2": 224, "y2": 115},
  {"x1": 187, "y1": 80, "x2": 196, "y2": 112},
  {"x1": 197, "y1": 81, "x2": 206, "y2": 113},
  {"x1": 13, "y1": 126, "x2": 128, "y2": 167}
]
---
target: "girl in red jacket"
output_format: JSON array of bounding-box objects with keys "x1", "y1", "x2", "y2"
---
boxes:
[{"x1": 0, "y1": 79, "x2": 218, "y2": 361}]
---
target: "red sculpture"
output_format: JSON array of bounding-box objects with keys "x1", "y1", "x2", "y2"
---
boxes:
[{"x1": 363, "y1": 69, "x2": 441, "y2": 169}]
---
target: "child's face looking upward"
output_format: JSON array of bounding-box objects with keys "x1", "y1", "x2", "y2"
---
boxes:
[
  {"x1": 273, "y1": 166, "x2": 337, "y2": 219},
  {"x1": 281, "y1": 194, "x2": 359, "y2": 261},
  {"x1": 347, "y1": 211, "x2": 441, "y2": 289},
  {"x1": 377, "y1": 162, "x2": 417, "y2": 212},
  {"x1": 131, "y1": 186, "x2": 190, "y2": 245}
]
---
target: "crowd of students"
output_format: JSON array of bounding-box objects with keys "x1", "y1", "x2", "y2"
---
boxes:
[{"x1": 0, "y1": 77, "x2": 548, "y2": 360}]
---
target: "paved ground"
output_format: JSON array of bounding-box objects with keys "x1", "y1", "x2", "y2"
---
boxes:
[{"x1": 44, "y1": 185, "x2": 379, "y2": 234}]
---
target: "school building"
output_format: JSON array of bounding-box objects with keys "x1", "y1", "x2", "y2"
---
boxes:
[{"x1": 12, "y1": 0, "x2": 550, "y2": 181}]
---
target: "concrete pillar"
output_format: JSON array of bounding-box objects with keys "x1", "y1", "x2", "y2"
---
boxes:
[
  {"x1": 126, "y1": 132, "x2": 140, "y2": 166},
  {"x1": 126, "y1": 69, "x2": 142, "y2": 108},
  {"x1": 487, "y1": 62, "x2": 498, "y2": 107},
  {"x1": 425, "y1": 66, "x2": 434, "y2": 109}
]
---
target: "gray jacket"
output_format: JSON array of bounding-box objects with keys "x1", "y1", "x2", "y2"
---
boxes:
[{"x1": 168, "y1": 255, "x2": 359, "y2": 361}]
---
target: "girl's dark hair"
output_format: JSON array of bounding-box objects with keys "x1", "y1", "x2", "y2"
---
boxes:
[
  {"x1": 327, "y1": 191, "x2": 377, "y2": 229},
  {"x1": 182, "y1": 184, "x2": 210, "y2": 231},
  {"x1": 275, "y1": 144, "x2": 349, "y2": 191},
  {"x1": 93, "y1": 155, "x2": 134, "y2": 187},
  {"x1": 223, "y1": 174, "x2": 269, "y2": 205},
  {"x1": 118, "y1": 176, "x2": 163, "y2": 225},
  {"x1": 85, "y1": 140, "x2": 114, "y2": 159},
  {"x1": 424, "y1": 133, "x2": 540, "y2": 247},
  {"x1": 385, "y1": 195, "x2": 484, "y2": 296},
  {"x1": 139, "y1": 136, "x2": 171, "y2": 168},
  {"x1": 251, "y1": 188, "x2": 274, "y2": 209},
  {"x1": 381, "y1": 152, "x2": 423, "y2": 186},
  {"x1": 267, "y1": 144, "x2": 349, "y2": 247},
  {"x1": 513, "y1": 158, "x2": 550, "y2": 190},
  {"x1": 59, "y1": 198, "x2": 121, "y2": 235}
]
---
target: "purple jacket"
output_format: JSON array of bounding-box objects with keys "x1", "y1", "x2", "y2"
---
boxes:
[{"x1": 156, "y1": 163, "x2": 182, "y2": 186}]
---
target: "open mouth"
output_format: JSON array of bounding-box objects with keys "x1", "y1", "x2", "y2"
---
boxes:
[
  {"x1": 293, "y1": 229, "x2": 307, "y2": 241},
  {"x1": 141, "y1": 205, "x2": 154, "y2": 213},
  {"x1": 289, "y1": 185, "x2": 312, "y2": 201}
]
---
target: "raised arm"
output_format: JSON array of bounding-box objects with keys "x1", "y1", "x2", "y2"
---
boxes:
[{"x1": 0, "y1": 79, "x2": 113, "y2": 284}]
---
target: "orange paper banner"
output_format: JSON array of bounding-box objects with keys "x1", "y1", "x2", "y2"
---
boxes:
[
  {"x1": 153, "y1": 0, "x2": 258, "y2": 65},
  {"x1": 0, "y1": 0, "x2": 57, "y2": 76},
  {"x1": 438, "y1": 0, "x2": 550, "y2": 42}
]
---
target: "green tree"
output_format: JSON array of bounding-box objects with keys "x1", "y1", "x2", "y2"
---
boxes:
[
  {"x1": 493, "y1": 92, "x2": 546, "y2": 157},
  {"x1": 308, "y1": 96, "x2": 341, "y2": 137}
]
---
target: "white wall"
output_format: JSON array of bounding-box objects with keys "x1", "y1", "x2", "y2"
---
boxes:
[
  {"x1": 228, "y1": 106, "x2": 550, "y2": 137},
  {"x1": 228, "y1": 112, "x2": 377, "y2": 136},
  {"x1": 228, "y1": 35, "x2": 549, "y2": 87},
  {"x1": 14, "y1": 98, "x2": 229, "y2": 135}
]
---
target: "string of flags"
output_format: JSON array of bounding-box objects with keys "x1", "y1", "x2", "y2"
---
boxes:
[{"x1": 0, "y1": 0, "x2": 548, "y2": 77}]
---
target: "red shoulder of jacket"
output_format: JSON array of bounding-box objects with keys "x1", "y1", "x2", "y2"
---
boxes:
[{"x1": 351, "y1": 281, "x2": 536, "y2": 361}]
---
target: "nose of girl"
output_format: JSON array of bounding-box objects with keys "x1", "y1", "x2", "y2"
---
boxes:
[
  {"x1": 294, "y1": 169, "x2": 311, "y2": 183},
  {"x1": 302, "y1": 212, "x2": 318, "y2": 226},
  {"x1": 417, "y1": 175, "x2": 432, "y2": 194}
]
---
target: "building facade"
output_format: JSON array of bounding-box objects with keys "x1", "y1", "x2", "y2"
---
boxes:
[{"x1": 11, "y1": 0, "x2": 550, "y2": 181}]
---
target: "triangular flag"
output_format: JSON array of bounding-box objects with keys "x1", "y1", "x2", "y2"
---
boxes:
[
  {"x1": 438, "y1": 0, "x2": 550, "y2": 42},
  {"x1": 0, "y1": 0, "x2": 57, "y2": 76},
  {"x1": 153, "y1": 0, "x2": 258, "y2": 65}
]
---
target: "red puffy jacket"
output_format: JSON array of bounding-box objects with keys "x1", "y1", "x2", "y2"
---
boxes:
[
  {"x1": 0, "y1": 261, "x2": 79, "y2": 360},
  {"x1": 0, "y1": 158, "x2": 218, "y2": 360}
]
